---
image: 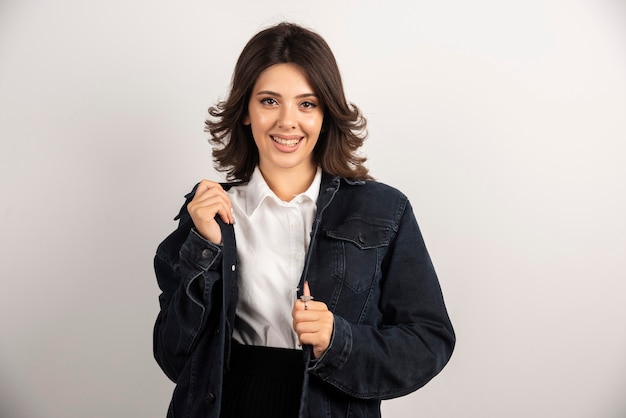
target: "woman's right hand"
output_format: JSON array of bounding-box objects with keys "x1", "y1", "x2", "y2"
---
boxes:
[{"x1": 186, "y1": 180, "x2": 234, "y2": 244}]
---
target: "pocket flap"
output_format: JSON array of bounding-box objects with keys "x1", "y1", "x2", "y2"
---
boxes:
[{"x1": 326, "y1": 218, "x2": 392, "y2": 249}]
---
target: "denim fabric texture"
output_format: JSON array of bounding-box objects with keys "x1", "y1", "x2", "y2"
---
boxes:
[{"x1": 153, "y1": 172, "x2": 455, "y2": 418}]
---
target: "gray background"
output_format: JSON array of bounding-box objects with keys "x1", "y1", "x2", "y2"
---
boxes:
[{"x1": 1, "y1": 0, "x2": 625, "y2": 417}]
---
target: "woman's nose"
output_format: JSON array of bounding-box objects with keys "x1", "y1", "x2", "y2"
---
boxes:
[{"x1": 277, "y1": 105, "x2": 297, "y2": 129}]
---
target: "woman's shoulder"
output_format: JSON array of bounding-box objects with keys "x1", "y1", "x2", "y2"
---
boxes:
[
  {"x1": 332, "y1": 177, "x2": 410, "y2": 218},
  {"x1": 339, "y1": 177, "x2": 407, "y2": 200}
]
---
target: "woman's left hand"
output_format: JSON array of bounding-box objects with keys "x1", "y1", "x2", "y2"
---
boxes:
[{"x1": 292, "y1": 281, "x2": 334, "y2": 359}]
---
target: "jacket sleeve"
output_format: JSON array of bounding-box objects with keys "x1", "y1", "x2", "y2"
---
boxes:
[
  {"x1": 309, "y1": 199, "x2": 455, "y2": 399},
  {"x1": 152, "y1": 211, "x2": 225, "y2": 383}
]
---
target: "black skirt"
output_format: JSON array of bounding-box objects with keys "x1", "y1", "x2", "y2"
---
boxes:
[{"x1": 220, "y1": 342, "x2": 305, "y2": 418}]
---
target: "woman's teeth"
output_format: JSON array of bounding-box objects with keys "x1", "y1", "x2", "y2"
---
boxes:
[{"x1": 271, "y1": 136, "x2": 300, "y2": 146}]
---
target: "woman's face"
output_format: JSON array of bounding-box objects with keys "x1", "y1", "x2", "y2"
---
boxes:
[{"x1": 244, "y1": 63, "x2": 324, "y2": 177}]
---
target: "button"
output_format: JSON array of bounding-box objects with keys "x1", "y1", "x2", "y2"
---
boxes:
[
  {"x1": 201, "y1": 249, "x2": 212, "y2": 258},
  {"x1": 231, "y1": 264, "x2": 236, "y2": 272},
  {"x1": 206, "y1": 392, "x2": 216, "y2": 404}
]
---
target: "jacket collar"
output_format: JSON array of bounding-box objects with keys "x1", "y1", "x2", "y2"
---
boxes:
[{"x1": 317, "y1": 173, "x2": 365, "y2": 210}]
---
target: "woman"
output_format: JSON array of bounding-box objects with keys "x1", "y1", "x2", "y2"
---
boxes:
[{"x1": 153, "y1": 22, "x2": 455, "y2": 418}]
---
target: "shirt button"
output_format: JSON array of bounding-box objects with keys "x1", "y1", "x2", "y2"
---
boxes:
[
  {"x1": 201, "y1": 249, "x2": 212, "y2": 258},
  {"x1": 206, "y1": 392, "x2": 216, "y2": 404},
  {"x1": 231, "y1": 264, "x2": 236, "y2": 272}
]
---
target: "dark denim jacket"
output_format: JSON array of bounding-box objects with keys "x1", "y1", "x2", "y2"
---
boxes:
[{"x1": 153, "y1": 173, "x2": 455, "y2": 418}]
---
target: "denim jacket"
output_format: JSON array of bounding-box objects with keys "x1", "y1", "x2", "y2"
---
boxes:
[{"x1": 153, "y1": 173, "x2": 455, "y2": 418}]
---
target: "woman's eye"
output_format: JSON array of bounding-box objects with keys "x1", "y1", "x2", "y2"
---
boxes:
[
  {"x1": 301, "y1": 101, "x2": 317, "y2": 109},
  {"x1": 260, "y1": 97, "x2": 277, "y2": 105}
]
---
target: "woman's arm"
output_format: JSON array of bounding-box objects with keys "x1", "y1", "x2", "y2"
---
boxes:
[
  {"x1": 309, "y1": 199, "x2": 455, "y2": 399},
  {"x1": 152, "y1": 182, "x2": 232, "y2": 382},
  {"x1": 153, "y1": 225, "x2": 224, "y2": 382}
]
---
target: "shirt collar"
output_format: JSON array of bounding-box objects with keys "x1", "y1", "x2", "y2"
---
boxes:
[
  {"x1": 301, "y1": 166, "x2": 322, "y2": 203},
  {"x1": 245, "y1": 166, "x2": 322, "y2": 216}
]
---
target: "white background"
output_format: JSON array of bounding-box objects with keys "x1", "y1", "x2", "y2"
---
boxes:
[{"x1": 1, "y1": 1, "x2": 625, "y2": 417}]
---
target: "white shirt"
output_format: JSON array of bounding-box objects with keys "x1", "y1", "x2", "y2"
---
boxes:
[{"x1": 227, "y1": 166, "x2": 321, "y2": 349}]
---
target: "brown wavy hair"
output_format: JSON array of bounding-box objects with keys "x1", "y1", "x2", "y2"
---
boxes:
[{"x1": 205, "y1": 22, "x2": 371, "y2": 182}]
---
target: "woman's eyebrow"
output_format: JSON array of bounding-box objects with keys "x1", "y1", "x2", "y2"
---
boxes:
[{"x1": 255, "y1": 90, "x2": 317, "y2": 99}]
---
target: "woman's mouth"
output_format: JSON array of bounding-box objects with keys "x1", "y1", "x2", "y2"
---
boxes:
[{"x1": 271, "y1": 136, "x2": 302, "y2": 146}]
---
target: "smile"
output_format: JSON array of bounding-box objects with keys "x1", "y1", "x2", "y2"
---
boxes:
[{"x1": 271, "y1": 136, "x2": 302, "y2": 146}]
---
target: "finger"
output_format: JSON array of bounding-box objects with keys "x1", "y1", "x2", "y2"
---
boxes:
[
  {"x1": 294, "y1": 319, "x2": 333, "y2": 359},
  {"x1": 293, "y1": 305, "x2": 330, "y2": 336},
  {"x1": 300, "y1": 281, "x2": 312, "y2": 309},
  {"x1": 191, "y1": 181, "x2": 224, "y2": 208},
  {"x1": 191, "y1": 181, "x2": 234, "y2": 224},
  {"x1": 192, "y1": 180, "x2": 221, "y2": 201},
  {"x1": 297, "y1": 300, "x2": 327, "y2": 314},
  {"x1": 188, "y1": 195, "x2": 232, "y2": 225},
  {"x1": 201, "y1": 196, "x2": 233, "y2": 225},
  {"x1": 197, "y1": 179, "x2": 222, "y2": 192}
]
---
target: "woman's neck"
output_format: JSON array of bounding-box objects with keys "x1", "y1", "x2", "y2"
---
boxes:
[{"x1": 258, "y1": 164, "x2": 318, "y2": 202}]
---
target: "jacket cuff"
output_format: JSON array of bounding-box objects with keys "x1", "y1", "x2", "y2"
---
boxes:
[
  {"x1": 177, "y1": 229, "x2": 224, "y2": 307},
  {"x1": 309, "y1": 315, "x2": 352, "y2": 380},
  {"x1": 180, "y1": 229, "x2": 223, "y2": 272}
]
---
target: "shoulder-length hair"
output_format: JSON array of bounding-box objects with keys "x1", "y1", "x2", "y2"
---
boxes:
[{"x1": 205, "y1": 22, "x2": 371, "y2": 182}]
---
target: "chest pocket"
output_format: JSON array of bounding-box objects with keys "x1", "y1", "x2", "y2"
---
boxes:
[{"x1": 326, "y1": 218, "x2": 392, "y2": 293}]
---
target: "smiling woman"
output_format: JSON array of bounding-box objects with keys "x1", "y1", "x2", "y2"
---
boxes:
[
  {"x1": 205, "y1": 23, "x2": 370, "y2": 184},
  {"x1": 152, "y1": 22, "x2": 455, "y2": 418},
  {"x1": 243, "y1": 63, "x2": 324, "y2": 200}
]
